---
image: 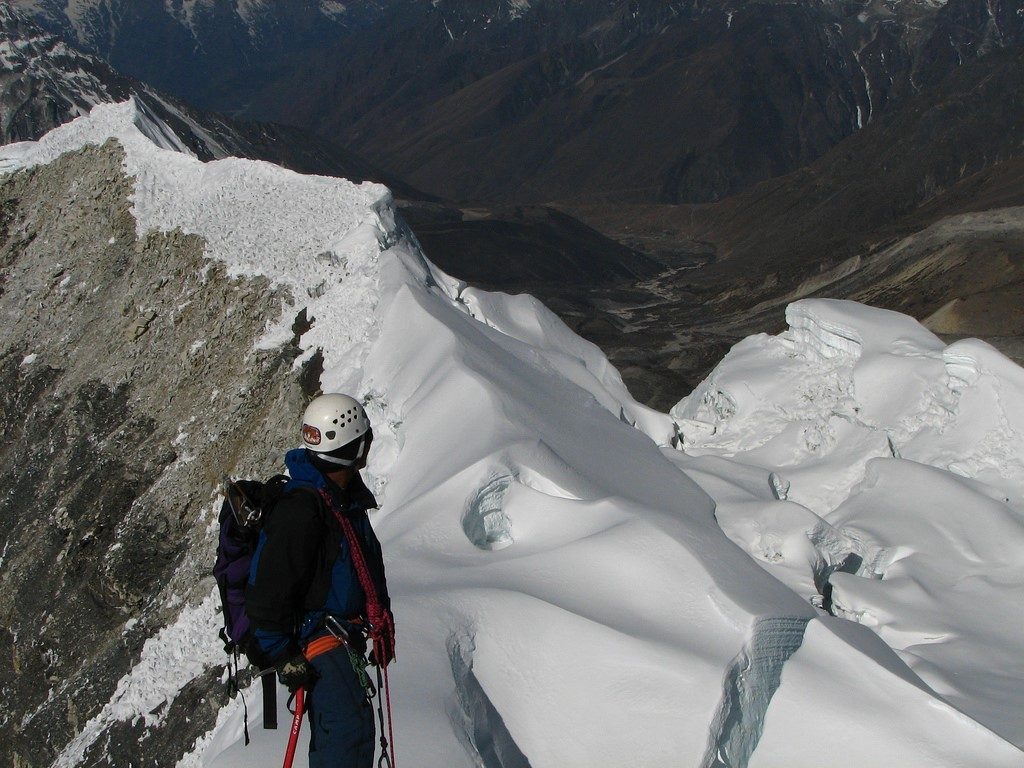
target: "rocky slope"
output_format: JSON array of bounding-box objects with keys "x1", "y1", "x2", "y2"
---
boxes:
[{"x1": 0, "y1": 140, "x2": 315, "y2": 767}]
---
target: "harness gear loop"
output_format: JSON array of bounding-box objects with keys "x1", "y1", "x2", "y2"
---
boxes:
[{"x1": 347, "y1": 646, "x2": 373, "y2": 695}]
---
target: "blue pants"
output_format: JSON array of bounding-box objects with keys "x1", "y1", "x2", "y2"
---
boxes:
[{"x1": 307, "y1": 647, "x2": 375, "y2": 768}]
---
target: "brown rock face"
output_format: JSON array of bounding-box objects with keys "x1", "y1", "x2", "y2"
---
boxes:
[{"x1": 0, "y1": 142, "x2": 317, "y2": 767}]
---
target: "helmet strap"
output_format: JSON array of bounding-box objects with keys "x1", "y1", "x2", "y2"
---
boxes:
[{"x1": 312, "y1": 431, "x2": 370, "y2": 467}]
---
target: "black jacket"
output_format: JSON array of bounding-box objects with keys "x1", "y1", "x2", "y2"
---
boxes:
[{"x1": 246, "y1": 453, "x2": 389, "y2": 657}]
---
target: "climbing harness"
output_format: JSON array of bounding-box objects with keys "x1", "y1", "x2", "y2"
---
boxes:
[
  {"x1": 318, "y1": 488, "x2": 398, "y2": 768},
  {"x1": 323, "y1": 615, "x2": 374, "y2": 694},
  {"x1": 326, "y1": 624, "x2": 394, "y2": 768}
]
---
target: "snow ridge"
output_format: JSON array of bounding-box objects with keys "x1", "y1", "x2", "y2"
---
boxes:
[{"x1": 5, "y1": 101, "x2": 1021, "y2": 767}]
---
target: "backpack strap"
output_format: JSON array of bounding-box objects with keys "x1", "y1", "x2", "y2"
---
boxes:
[{"x1": 262, "y1": 673, "x2": 277, "y2": 730}]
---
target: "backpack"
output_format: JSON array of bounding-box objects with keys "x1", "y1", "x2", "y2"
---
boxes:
[{"x1": 213, "y1": 474, "x2": 289, "y2": 737}]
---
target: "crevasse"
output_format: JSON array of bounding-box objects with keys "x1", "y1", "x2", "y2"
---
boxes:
[{"x1": 702, "y1": 617, "x2": 809, "y2": 768}]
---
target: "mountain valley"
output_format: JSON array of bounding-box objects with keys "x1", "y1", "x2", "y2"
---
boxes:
[
  {"x1": 1, "y1": 1, "x2": 1024, "y2": 764},
  {"x1": 6, "y1": 0, "x2": 1024, "y2": 408}
]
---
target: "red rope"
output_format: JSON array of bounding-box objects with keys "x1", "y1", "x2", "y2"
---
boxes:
[
  {"x1": 319, "y1": 488, "x2": 397, "y2": 767},
  {"x1": 383, "y1": 663, "x2": 397, "y2": 767}
]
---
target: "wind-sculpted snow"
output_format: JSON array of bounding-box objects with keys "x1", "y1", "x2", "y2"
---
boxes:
[
  {"x1": 673, "y1": 299, "x2": 1024, "y2": 511},
  {"x1": 673, "y1": 298, "x2": 1024, "y2": 747},
  {"x1": 4, "y1": 104, "x2": 1020, "y2": 767},
  {"x1": 826, "y1": 460, "x2": 1024, "y2": 743}
]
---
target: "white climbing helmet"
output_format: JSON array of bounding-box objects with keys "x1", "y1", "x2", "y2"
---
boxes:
[{"x1": 300, "y1": 393, "x2": 371, "y2": 463}]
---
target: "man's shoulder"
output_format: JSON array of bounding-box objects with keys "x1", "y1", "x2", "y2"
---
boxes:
[{"x1": 268, "y1": 485, "x2": 325, "y2": 527}]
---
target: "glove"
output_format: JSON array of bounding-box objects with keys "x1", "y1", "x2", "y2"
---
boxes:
[
  {"x1": 368, "y1": 608, "x2": 396, "y2": 667},
  {"x1": 275, "y1": 652, "x2": 317, "y2": 693}
]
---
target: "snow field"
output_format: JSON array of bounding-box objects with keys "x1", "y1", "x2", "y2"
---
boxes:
[
  {"x1": 253, "y1": 244, "x2": 1017, "y2": 764},
  {"x1": 348, "y1": 253, "x2": 768, "y2": 765},
  {"x1": 674, "y1": 298, "x2": 1024, "y2": 748},
  {"x1": 4, "y1": 103, "x2": 1020, "y2": 766}
]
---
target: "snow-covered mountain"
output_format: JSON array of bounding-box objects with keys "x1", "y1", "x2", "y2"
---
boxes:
[
  {"x1": 1, "y1": 101, "x2": 1022, "y2": 767},
  {"x1": 16, "y1": 0, "x2": 361, "y2": 40},
  {"x1": 7, "y1": 0, "x2": 361, "y2": 115},
  {"x1": 0, "y1": 2, "x2": 414, "y2": 187}
]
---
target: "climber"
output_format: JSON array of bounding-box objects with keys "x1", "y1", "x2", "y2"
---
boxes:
[{"x1": 246, "y1": 393, "x2": 395, "y2": 768}]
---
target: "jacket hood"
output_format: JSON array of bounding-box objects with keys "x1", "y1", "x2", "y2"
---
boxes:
[
  {"x1": 284, "y1": 447, "x2": 326, "y2": 490},
  {"x1": 284, "y1": 447, "x2": 378, "y2": 511}
]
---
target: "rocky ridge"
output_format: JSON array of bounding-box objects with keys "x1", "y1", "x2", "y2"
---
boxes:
[{"x1": 0, "y1": 140, "x2": 316, "y2": 767}]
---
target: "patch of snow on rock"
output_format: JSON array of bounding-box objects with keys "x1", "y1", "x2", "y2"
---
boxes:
[{"x1": 53, "y1": 593, "x2": 224, "y2": 768}]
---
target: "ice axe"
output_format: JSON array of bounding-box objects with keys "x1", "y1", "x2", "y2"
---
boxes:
[{"x1": 282, "y1": 687, "x2": 305, "y2": 768}]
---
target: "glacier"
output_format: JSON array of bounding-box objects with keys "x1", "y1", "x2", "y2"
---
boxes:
[
  {"x1": 0, "y1": 102, "x2": 1020, "y2": 767},
  {"x1": 673, "y1": 298, "x2": 1024, "y2": 748}
]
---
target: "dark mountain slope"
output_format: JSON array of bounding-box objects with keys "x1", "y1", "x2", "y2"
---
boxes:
[
  {"x1": 349, "y1": 5, "x2": 866, "y2": 205},
  {"x1": 400, "y1": 201, "x2": 660, "y2": 288},
  {"x1": 612, "y1": 44, "x2": 1024, "y2": 283},
  {"x1": 0, "y1": 3, "x2": 418, "y2": 192},
  {"x1": 255, "y1": 0, "x2": 1024, "y2": 205},
  {"x1": 13, "y1": 0, "x2": 1023, "y2": 207},
  {"x1": 256, "y1": 0, "x2": 877, "y2": 204},
  {"x1": 550, "y1": 42, "x2": 1024, "y2": 403}
]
